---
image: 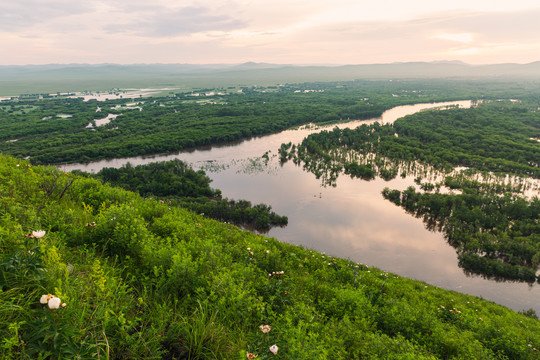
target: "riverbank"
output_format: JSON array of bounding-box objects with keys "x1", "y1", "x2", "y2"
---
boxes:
[
  {"x1": 57, "y1": 100, "x2": 540, "y2": 313},
  {"x1": 2, "y1": 154, "x2": 539, "y2": 359}
]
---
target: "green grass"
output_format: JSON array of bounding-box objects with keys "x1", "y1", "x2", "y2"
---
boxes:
[{"x1": 1, "y1": 154, "x2": 539, "y2": 359}]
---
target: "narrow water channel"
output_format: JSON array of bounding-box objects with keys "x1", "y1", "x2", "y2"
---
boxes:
[{"x1": 59, "y1": 101, "x2": 540, "y2": 313}]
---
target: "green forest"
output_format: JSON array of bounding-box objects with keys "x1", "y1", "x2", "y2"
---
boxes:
[
  {"x1": 283, "y1": 101, "x2": 539, "y2": 178},
  {"x1": 74, "y1": 160, "x2": 288, "y2": 231},
  {"x1": 2, "y1": 79, "x2": 539, "y2": 165},
  {"x1": 382, "y1": 186, "x2": 540, "y2": 282},
  {"x1": 1, "y1": 154, "x2": 540, "y2": 359},
  {"x1": 281, "y1": 101, "x2": 540, "y2": 282},
  {"x1": 1, "y1": 78, "x2": 540, "y2": 358}
]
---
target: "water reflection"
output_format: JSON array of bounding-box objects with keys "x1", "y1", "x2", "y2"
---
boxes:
[
  {"x1": 59, "y1": 100, "x2": 474, "y2": 173},
  {"x1": 59, "y1": 100, "x2": 540, "y2": 313}
]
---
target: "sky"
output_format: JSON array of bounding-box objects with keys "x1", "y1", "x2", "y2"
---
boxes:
[{"x1": 2, "y1": 0, "x2": 540, "y2": 65}]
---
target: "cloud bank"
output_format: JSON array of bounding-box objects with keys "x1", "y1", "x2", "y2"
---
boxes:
[{"x1": 2, "y1": 0, "x2": 540, "y2": 65}]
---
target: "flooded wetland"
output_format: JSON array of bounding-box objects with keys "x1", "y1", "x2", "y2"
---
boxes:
[{"x1": 61, "y1": 101, "x2": 540, "y2": 313}]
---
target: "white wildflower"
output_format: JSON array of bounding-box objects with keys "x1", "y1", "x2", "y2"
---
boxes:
[
  {"x1": 269, "y1": 344, "x2": 278, "y2": 355},
  {"x1": 32, "y1": 230, "x2": 46, "y2": 238},
  {"x1": 48, "y1": 297, "x2": 61, "y2": 310},
  {"x1": 259, "y1": 325, "x2": 271, "y2": 333}
]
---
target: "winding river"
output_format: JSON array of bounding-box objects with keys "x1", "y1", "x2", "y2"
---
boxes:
[{"x1": 59, "y1": 101, "x2": 540, "y2": 313}]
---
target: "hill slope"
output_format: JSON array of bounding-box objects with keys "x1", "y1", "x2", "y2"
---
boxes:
[{"x1": 1, "y1": 154, "x2": 539, "y2": 359}]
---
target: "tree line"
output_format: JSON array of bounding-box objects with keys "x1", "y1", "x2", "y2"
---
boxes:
[
  {"x1": 4, "y1": 79, "x2": 537, "y2": 165},
  {"x1": 73, "y1": 159, "x2": 287, "y2": 231},
  {"x1": 281, "y1": 100, "x2": 539, "y2": 281}
]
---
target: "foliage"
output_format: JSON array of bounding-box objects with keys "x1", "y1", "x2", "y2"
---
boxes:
[
  {"x1": 382, "y1": 186, "x2": 540, "y2": 282},
  {"x1": 284, "y1": 101, "x2": 540, "y2": 181},
  {"x1": 3, "y1": 79, "x2": 533, "y2": 165},
  {"x1": 1, "y1": 77, "x2": 540, "y2": 359},
  {"x1": 1, "y1": 154, "x2": 540, "y2": 359},
  {"x1": 282, "y1": 99, "x2": 539, "y2": 282},
  {"x1": 91, "y1": 160, "x2": 219, "y2": 199},
  {"x1": 77, "y1": 159, "x2": 288, "y2": 230}
]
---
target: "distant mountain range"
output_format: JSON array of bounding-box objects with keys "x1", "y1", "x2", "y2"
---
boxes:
[
  {"x1": 1, "y1": 61, "x2": 539, "y2": 95},
  {"x1": 2, "y1": 60, "x2": 540, "y2": 77}
]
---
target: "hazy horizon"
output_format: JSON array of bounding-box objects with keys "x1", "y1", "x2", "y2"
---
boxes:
[
  {"x1": 2, "y1": 60, "x2": 540, "y2": 67},
  {"x1": 2, "y1": 1, "x2": 540, "y2": 66}
]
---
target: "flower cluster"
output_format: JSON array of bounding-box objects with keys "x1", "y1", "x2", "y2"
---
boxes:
[
  {"x1": 259, "y1": 324, "x2": 271, "y2": 333},
  {"x1": 247, "y1": 324, "x2": 279, "y2": 357},
  {"x1": 40, "y1": 294, "x2": 66, "y2": 310},
  {"x1": 440, "y1": 305, "x2": 461, "y2": 314}
]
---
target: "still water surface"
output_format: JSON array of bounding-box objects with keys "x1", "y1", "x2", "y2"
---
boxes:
[{"x1": 60, "y1": 101, "x2": 540, "y2": 313}]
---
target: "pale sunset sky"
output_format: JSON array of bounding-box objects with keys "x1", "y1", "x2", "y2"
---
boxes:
[{"x1": 2, "y1": 0, "x2": 540, "y2": 65}]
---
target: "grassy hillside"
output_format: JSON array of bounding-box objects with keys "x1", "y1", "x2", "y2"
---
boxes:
[{"x1": 1, "y1": 154, "x2": 539, "y2": 359}]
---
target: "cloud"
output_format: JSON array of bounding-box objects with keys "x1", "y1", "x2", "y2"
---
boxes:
[
  {"x1": 261, "y1": 8, "x2": 540, "y2": 63},
  {"x1": 104, "y1": 6, "x2": 246, "y2": 37},
  {"x1": 435, "y1": 33, "x2": 474, "y2": 43},
  {"x1": 0, "y1": 1, "x2": 91, "y2": 30},
  {"x1": 427, "y1": 9, "x2": 540, "y2": 42},
  {"x1": 2, "y1": 1, "x2": 540, "y2": 65},
  {"x1": 304, "y1": 8, "x2": 540, "y2": 42}
]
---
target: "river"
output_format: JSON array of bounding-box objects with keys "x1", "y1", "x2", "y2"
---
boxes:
[{"x1": 59, "y1": 100, "x2": 540, "y2": 313}]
